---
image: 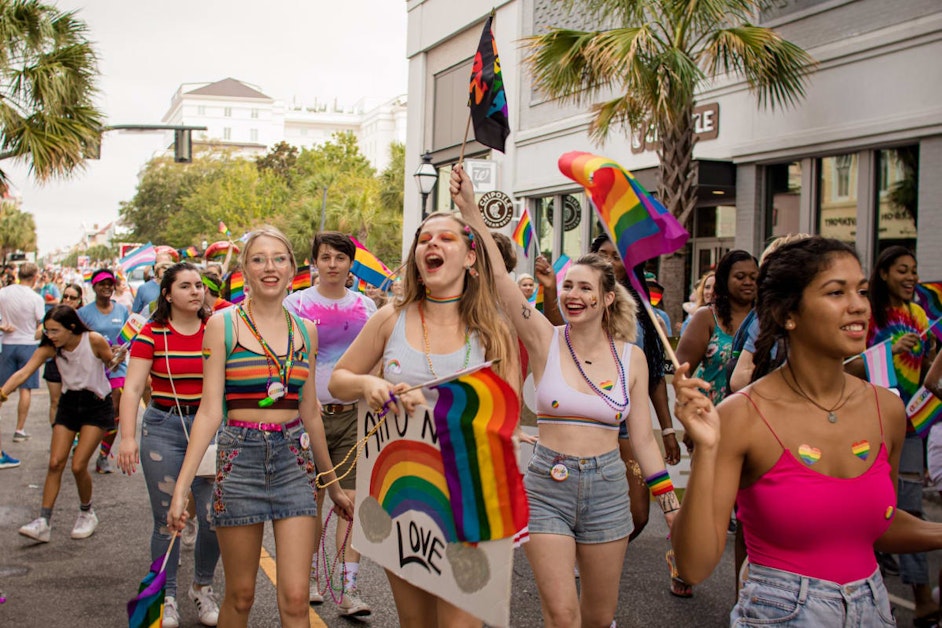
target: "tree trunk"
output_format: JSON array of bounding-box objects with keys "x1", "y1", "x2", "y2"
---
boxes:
[{"x1": 656, "y1": 105, "x2": 698, "y2": 334}]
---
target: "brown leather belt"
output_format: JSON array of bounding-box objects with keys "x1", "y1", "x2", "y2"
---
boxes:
[{"x1": 323, "y1": 402, "x2": 357, "y2": 415}]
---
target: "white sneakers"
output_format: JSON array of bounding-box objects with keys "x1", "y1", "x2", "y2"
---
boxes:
[
  {"x1": 18, "y1": 517, "x2": 51, "y2": 543},
  {"x1": 163, "y1": 596, "x2": 180, "y2": 628},
  {"x1": 70, "y1": 510, "x2": 99, "y2": 539},
  {"x1": 188, "y1": 584, "x2": 220, "y2": 626},
  {"x1": 309, "y1": 569, "x2": 324, "y2": 604},
  {"x1": 337, "y1": 586, "x2": 372, "y2": 617}
]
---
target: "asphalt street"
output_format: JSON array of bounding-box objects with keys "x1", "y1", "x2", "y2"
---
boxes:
[{"x1": 0, "y1": 388, "x2": 935, "y2": 626}]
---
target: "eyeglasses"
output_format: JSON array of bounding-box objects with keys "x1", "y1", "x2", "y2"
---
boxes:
[
  {"x1": 62, "y1": 294, "x2": 80, "y2": 301},
  {"x1": 247, "y1": 255, "x2": 291, "y2": 269},
  {"x1": 42, "y1": 327, "x2": 63, "y2": 336}
]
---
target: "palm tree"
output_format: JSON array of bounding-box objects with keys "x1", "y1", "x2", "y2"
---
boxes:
[
  {"x1": 0, "y1": 202, "x2": 37, "y2": 260},
  {"x1": 526, "y1": 0, "x2": 815, "y2": 323},
  {"x1": 0, "y1": 0, "x2": 103, "y2": 185}
]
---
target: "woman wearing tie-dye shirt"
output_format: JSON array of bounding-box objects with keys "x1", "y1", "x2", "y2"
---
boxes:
[{"x1": 866, "y1": 246, "x2": 937, "y2": 623}]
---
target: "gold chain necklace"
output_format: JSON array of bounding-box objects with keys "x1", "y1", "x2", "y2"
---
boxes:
[
  {"x1": 418, "y1": 302, "x2": 470, "y2": 377},
  {"x1": 782, "y1": 367, "x2": 849, "y2": 424}
]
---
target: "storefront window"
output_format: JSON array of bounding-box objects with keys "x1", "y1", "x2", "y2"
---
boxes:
[
  {"x1": 817, "y1": 154, "x2": 858, "y2": 243},
  {"x1": 552, "y1": 193, "x2": 585, "y2": 262},
  {"x1": 765, "y1": 161, "x2": 802, "y2": 241},
  {"x1": 875, "y1": 146, "x2": 917, "y2": 255},
  {"x1": 532, "y1": 197, "x2": 553, "y2": 259}
]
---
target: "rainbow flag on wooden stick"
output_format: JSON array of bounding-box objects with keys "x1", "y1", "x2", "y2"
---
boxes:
[
  {"x1": 429, "y1": 365, "x2": 528, "y2": 542},
  {"x1": 127, "y1": 556, "x2": 168, "y2": 628},
  {"x1": 558, "y1": 152, "x2": 689, "y2": 295},
  {"x1": 350, "y1": 238, "x2": 394, "y2": 289},
  {"x1": 907, "y1": 385, "x2": 942, "y2": 437}
]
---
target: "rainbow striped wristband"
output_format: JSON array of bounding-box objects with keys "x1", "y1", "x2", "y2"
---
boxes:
[{"x1": 645, "y1": 470, "x2": 674, "y2": 496}]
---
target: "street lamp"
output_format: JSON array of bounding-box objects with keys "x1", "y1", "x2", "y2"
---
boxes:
[{"x1": 413, "y1": 151, "x2": 437, "y2": 220}]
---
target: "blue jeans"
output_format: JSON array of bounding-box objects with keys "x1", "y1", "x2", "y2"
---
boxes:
[
  {"x1": 732, "y1": 563, "x2": 895, "y2": 626},
  {"x1": 897, "y1": 432, "x2": 928, "y2": 585},
  {"x1": 140, "y1": 404, "x2": 220, "y2": 598}
]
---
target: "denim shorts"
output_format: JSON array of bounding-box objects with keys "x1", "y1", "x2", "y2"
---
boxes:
[
  {"x1": 732, "y1": 563, "x2": 895, "y2": 627},
  {"x1": 524, "y1": 443, "x2": 631, "y2": 543},
  {"x1": 211, "y1": 420, "x2": 318, "y2": 527},
  {"x1": 0, "y1": 344, "x2": 40, "y2": 389}
]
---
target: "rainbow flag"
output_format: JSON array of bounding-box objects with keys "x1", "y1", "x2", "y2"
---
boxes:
[
  {"x1": 468, "y1": 11, "x2": 510, "y2": 152},
  {"x1": 527, "y1": 284, "x2": 544, "y2": 313},
  {"x1": 179, "y1": 246, "x2": 199, "y2": 259},
  {"x1": 292, "y1": 265, "x2": 312, "y2": 291},
  {"x1": 118, "y1": 314, "x2": 149, "y2": 346},
  {"x1": 228, "y1": 270, "x2": 245, "y2": 305},
  {"x1": 647, "y1": 279, "x2": 664, "y2": 307},
  {"x1": 512, "y1": 206, "x2": 535, "y2": 256},
  {"x1": 82, "y1": 269, "x2": 93, "y2": 282},
  {"x1": 350, "y1": 237, "x2": 394, "y2": 289},
  {"x1": 429, "y1": 365, "x2": 528, "y2": 542},
  {"x1": 127, "y1": 556, "x2": 167, "y2": 628},
  {"x1": 119, "y1": 243, "x2": 157, "y2": 275},
  {"x1": 916, "y1": 282, "x2": 942, "y2": 323},
  {"x1": 558, "y1": 152, "x2": 689, "y2": 295},
  {"x1": 218, "y1": 221, "x2": 230, "y2": 238},
  {"x1": 907, "y1": 385, "x2": 942, "y2": 437},
  {"x1": 862, "y1": 342, "x2": 898, "y2": 389}
]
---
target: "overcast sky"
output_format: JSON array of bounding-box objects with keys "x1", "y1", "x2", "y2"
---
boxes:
[{"x1": 6, "y1": 0, "x2": 409, "y2": 255}]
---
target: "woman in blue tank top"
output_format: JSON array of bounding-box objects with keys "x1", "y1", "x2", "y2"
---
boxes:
[
  {"x1": 331, "y1": 211, "x2": 518, "y2": 628},
  {"x1": 450, "y1": 165, "x2": 681, "y2": 628}
]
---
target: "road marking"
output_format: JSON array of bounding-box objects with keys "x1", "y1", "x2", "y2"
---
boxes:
[
  {"x1": 888, "y1": 592, "x2": 915, "y2": 611},
  {"x1": 259, "y1": 546, "x2": 326, "y2": 627}
]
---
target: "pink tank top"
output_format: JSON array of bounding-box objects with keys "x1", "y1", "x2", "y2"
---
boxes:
[{"x1": 735, "y1": 387, "x2": 896, "y2": 584}]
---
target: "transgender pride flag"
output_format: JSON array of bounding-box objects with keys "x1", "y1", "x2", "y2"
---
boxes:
[
  {"x1": 119, "y1": 243, "x2": 156, "y2": 274},
  {"x1": 862, "y1": 342, "x2": 897, "y2": 389}
]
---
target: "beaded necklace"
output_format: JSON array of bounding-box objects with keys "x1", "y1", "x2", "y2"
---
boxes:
[
  {"x1": 563, "y1": 324, "x2": 629, "y2": 411},
  {"x1": 418, "y1": 301, "x2": 470, "y2": 377},
  {"x1": 237, "y1": 299, "x2": 295, "y2": 407}
]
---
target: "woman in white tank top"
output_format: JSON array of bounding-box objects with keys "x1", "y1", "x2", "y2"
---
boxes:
[
  {"x1": 451, "y1": 165, "x2": 681, "y2": 628},
  {"x1": 331, "y1": 211, "x2": 519, "y2": 628},
  {"x1": 0, "y1": 305, "x2": 117, "y2": 543}
]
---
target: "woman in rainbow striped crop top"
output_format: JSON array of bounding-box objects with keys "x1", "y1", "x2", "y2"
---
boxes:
[
  {"x1": 451, "y1": 165, "x2": 680, "y2": 628},
  {"x1": 167, "y1": 227, "x2": 352, "y2": 627},
  {"x1": 672, "y1": 237, "x2": 942, "y2": 626}
]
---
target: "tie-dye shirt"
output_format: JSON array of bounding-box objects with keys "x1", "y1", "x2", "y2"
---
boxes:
[
  {"x1": 284, "y1": 287, "x2": 376, "y2": 403},
  {"x1": 868, "y1": 302, "x2": 929, "y2": 409}
]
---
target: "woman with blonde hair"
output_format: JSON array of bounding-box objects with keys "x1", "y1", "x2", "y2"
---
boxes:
[
  {"x1": 330, "y1": 210, "x2": 519, "y2": 627},
  {"x1": 681, "y1": 271, "x2": 715, "y2": 335},
  {"x1": 450, "y1": 165, "x2": 679, "y2": 628},
  {"x1": 167, "y1": 226, "x2": 352, "y2": 627}
]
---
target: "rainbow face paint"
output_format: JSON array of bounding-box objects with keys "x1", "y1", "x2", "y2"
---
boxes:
[{"x1": 798, "y1": 444, "x2": 821, "y2": 465}]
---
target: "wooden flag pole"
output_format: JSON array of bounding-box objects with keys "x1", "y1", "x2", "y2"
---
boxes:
[
  {"x1": 641, "y1": 297, "x2": 681, "y2": 372},
  {"x1": 457, "y1": 111, "x2": 473, "y2": 167}
]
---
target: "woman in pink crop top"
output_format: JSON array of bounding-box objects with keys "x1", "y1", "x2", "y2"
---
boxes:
[
  {"x1": 453, "y1": 166, "x2": 680, "y2": 628},
  {"x1": 167, "y1": 227, "x2": 352, "y2": 626},
  {"x1": 672, "y1": 236, "x2": 942, "y2": 626}
]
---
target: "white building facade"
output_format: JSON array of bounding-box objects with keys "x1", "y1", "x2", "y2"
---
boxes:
[
  {"x1": 162, "y1": 78, "x2": 407, "y2": 171},
  {"x1": 404, "y1": 0, "x2": 942, "y2": 290}
]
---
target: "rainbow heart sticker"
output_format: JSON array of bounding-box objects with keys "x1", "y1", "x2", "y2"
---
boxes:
[
  {"x1": 600, "y1": 380, "x2": 614, "y2": 391},
  {"x1": 798, "y1": 444, "x2": 821, "y2": 465},
  {"x1": 851, "y1": 440, "x2": 870, "y2": 460}
]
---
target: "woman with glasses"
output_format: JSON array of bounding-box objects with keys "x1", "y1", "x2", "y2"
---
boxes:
[
  {"x1": 167, "y1": 227, "x2": 352, "y2": 627},
  {"x1": 2, "y1": 305, "x2": 117, "y2": 542},
  {"x1": 43, "y1": 284, "x2": 84, "y2": 425}
]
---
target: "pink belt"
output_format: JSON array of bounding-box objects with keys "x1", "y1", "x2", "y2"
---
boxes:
[{"x1": 227, "y1": 417, "x2": 302, "y2": 432}]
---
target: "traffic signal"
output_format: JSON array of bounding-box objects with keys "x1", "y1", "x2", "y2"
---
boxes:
[{"x1": 174, "y1": 129, "x2": 192, "y2": 163}]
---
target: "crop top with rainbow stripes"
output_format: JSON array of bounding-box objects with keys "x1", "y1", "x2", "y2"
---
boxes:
[
  {"x1": 224, "y1": 315, "x2": 311, "y2": 410},
  {"x1": 535, "y1": 326, "x2": 631, "y2": 430}
]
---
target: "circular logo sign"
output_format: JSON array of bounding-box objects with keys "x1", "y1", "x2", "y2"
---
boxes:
[
  {"x1": 478, "y1": 191, "x2": 514, "y2": 229},
  {"x1": 546, "y1": 195, "x2": 582, "y2": 232}
]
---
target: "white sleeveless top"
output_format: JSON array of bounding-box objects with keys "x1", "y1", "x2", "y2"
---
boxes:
[{"x1": 57, "y1": 333, "x2": 111, "y2": 399}]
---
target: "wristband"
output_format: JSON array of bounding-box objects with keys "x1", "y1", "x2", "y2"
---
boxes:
[
  {"x1": 645, "y1": 470, "x2": 674, "y2": 496},
  {"x1": 661, "y1": 427, "x2": 676, "y2": 437}
]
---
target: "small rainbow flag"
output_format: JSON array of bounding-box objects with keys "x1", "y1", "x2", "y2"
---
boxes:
[
  {"x1": 430, "y1": 365, "x2": 528, "y2": 542},
  {"x1": 527, "y1": 284, "x2": 544, "y2": 313},
  {"x1": 292, "y1": 265, "x2": 312, "y2": 291},
  {"x1": 228, "y1": 270, "x2": 245, "y2": 305},
  {"x1": 118, "y1": 314, "x2": 149, "y2": 346},
  {"x1": 119, "y1": 243, "x2": 157, "y2": 275},
  {"x1": 127, "y1": 556, "x2": 168, "y2": 628},
  {"x1": 350, "y1": 237, "x2": 394, "y2": 289},
  {"x1": 512, "y1": 206, "x2": 535, "y2": 256},
  {"x1": 907, "y1": 385, "x2": 942, "y2": 437},
  {"x1": 179, "y1": 246, "x2": 199, "y2": 259},
  {"x1": 559, "y1": 152, "x2": 689, "y2": 295},
  {"x1": 82, "y1": 269, "x2": 93, "y2": 282},
  {"x1": 218, "y1": 221, "x2": 230, "y2": 238},
  {"x1": 916, "y1": 282, "x2": 942, "y2": 323}
]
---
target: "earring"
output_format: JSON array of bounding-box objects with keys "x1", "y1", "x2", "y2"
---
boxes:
[
  {"x1": 785, "y1": 321, "x2": 795, "y2": 330},
  {"x1": 465, "y1": 264, "x2": 479, "y2": 278}
]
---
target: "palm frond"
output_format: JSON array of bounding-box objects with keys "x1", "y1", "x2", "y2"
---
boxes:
[
  {"x1": 525, "y1": 28, "x2": 608, "y2": 105},
  {"x1": 588, "y1": 94, "x2": 648, "y2": 142}
]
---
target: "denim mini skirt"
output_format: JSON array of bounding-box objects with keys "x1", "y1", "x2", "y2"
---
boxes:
[{"x1": 211, "y1": 420, "x2": 318, "y2": 527}]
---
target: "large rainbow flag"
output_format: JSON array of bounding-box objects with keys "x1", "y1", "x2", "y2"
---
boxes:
[
  {"x1": 350, "y1": 237, "x2": 394, "y2": 289},
  {"x1": 512, "y1": 206, "x2": 535, "y2": 256},
  {"x1": 127, "y1": 556, "x2": 167, "y2": 628},
  {"x1": 558, "y1": 152, "x2": 689, "y2": 295},
  {"x1": 429, "y1": 366, "x2": 527, "y2": 542},
  {"x1": 916, "y1": 281, "x2": 942, "y2": 323}
]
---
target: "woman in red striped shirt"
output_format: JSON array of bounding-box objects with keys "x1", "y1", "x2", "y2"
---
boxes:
[{"x1": 117, "y1": 262, "x2": 221, "y2": 627}]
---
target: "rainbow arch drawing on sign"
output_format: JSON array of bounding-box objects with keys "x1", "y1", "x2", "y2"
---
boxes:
[{"x1": 369, "y1": 439, "x2": 458, "y2": 542}]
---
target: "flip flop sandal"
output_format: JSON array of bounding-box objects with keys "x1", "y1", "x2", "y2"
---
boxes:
[{"x1": 666, "y1": 549, "x2": 694, "y2": 598}]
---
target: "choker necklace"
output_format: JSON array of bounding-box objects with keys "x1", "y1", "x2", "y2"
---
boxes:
[
  {"x1": 425, "y1": 293, "x2": 462, "y2": 304},
  {"x1": 418, "y1": 302, "x2": 470, "y2": 377},
  {"x1": 782, "y1": 367, "x2": 848, "y2": 424},
  {"x1": 563, "y1": 324, "x2": 629, "y2": 412}
]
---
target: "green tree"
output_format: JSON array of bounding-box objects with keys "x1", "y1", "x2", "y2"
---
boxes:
[
  {"x1": 0, "y1": 202, "x2": 36, "y2": 260},
  {"x1": 526, "y1": 0, "x2": 814, "y2": 322},
  {"x1": 84, "y1": 242, "x2": 115, "y2": 264},
  {"x1": 380, "y1": 142, "x2": 405, "y2": 214},
  {"x1": 0, "y1": 0, "x2": 104, "y2": 185},
  {"x1": 256, "y1": 141, "x2": 299, "y2": 186}
]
